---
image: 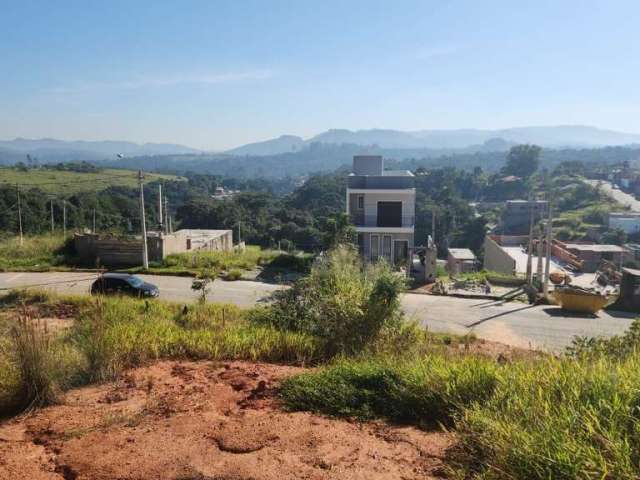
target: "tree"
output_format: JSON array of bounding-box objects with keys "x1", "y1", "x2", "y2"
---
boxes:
[
  {"x1": 322, "y1": 212, "x2": 355, "y2": 248},
  {"x1": 191, "y1": 268, "x2": 219, "y2": 303},
  {"x1": 502, "y1": 144, "x2": 542, "y2": 178}
]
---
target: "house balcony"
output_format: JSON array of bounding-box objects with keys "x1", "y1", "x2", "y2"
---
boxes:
[{"x1": 350, "y1": 213, "x2": 415, "y2": 228}]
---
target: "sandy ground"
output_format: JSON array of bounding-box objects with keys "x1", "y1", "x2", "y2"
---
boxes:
[{"x1": 0, "y1": 360, "x2": 454, "y2": 480}]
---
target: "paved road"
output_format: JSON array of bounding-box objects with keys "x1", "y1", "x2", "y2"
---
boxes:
[
  {"x1": 0, "y1": 272, "x2": 636, "y2": 352},
  {"x1": 587, "y1": 179, "x2": 640, "y2": 211},
  {"x1": 0, "y1": 272, "x2": 283, "y2": 309}
]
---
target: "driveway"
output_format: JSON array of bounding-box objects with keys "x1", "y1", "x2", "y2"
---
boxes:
[
  {"x1": 0, "y1": 272, "x2": 635, "y2": 352},
  {"x1": 586, "y1": 179, "x2": 640, "y2": 211}
]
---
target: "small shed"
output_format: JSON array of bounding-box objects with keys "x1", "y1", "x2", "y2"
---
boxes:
[
  {"x1": 447, "y1": 248, "x2": 477, "y2": 275},
  {"x1": 613, "y1": 268, "x2": 640, "y2": 312}
]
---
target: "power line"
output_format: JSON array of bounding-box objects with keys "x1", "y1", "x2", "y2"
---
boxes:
[
  {"x1": 0, "y1": 171, "x2": 172, "y2": 189},
  {"x1": 0, "y1": 275, "x2": 100, "y2": 291}
]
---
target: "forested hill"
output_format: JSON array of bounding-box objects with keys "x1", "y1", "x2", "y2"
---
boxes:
[{"x1": 101, "y1": 143, "x2": 640, "y2": 178}]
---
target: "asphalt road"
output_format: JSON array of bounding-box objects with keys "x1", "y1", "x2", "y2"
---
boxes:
[
  {"x1": 587, "y1": 179, "x2": 640, "y2": 211},
  {"x1": 0, "y1": 272, "x2": 636, "y2": 352}
]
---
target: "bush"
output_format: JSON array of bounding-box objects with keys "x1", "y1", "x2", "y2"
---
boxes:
[
  {"x1": 257, "y1": 245, "x2": 406, "y2": 356},
  {"x1": 223, "y1": 268, "x2": 243, "y2": 281},
  {"x1": 267, "y1": 253, "x2": 313, "y2": 272}
]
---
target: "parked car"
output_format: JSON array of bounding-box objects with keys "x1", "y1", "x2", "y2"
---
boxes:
[{"x1": 91, "y1": 273, "x2": 159, "y2": 298}]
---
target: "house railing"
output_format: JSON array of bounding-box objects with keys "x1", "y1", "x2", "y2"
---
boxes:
[{"x1": 350, "y1": 214, "x2": 415, "y2": 228}]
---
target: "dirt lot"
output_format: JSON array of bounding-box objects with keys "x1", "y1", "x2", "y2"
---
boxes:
[{"x1": 0, "y1": 360, "x2": 453, "y2": 480}]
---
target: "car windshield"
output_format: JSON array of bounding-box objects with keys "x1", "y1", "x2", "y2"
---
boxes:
[{"x1": 127, "y1": 276, "x2": 144, "y2": 288}]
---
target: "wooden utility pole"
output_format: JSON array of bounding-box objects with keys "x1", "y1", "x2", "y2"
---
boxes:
[
  {"x1": 62, "y1": 200, "x2": 67, "y2": 238},
  {"x1": 50, "y1": 199, "x2": 55, "y2": 233},
  {"x1": 138, "y1": 170, "x2": 149, "y2": 269},
  {"x1": 16, "y1": 185, "x2": 23, "y2": 246}
]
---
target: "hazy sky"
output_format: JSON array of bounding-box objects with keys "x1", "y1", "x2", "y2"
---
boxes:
[{"x1": 1, "y1": 0, "x2": 639, "y2": 150}]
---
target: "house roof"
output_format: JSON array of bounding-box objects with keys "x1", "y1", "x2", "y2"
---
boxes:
[
  {"x1": 563, "y1": 243, "x2": 628, "y2": 253},
  {"x1": 383, "y1": 170, "x2": 414, "y2": 177},
  {"x1": 448, "y1": 248, "x2": 476, "y2": 260}
]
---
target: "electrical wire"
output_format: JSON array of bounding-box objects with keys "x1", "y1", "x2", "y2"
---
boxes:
[{"x1": 0, "y1": 275, "x2": 100, "y2": 291}]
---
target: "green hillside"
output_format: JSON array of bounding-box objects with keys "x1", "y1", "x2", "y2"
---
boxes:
[{"x1": 0, "y1": 167, "x2": 182, "y2": 194}]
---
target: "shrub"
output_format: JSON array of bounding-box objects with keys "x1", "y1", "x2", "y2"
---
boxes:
[
  {"x1": 258, "y1": 245, "x2": 406, "y2": 356},
  {"x1": 223, "y1": 268, "x2": 243, "y2": 281},
  {"x1": 267, "y1": 253, "x2": 314, "y2": 272}
]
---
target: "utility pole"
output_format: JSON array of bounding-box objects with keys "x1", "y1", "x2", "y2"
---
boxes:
[
  {"x1": 158, "y1": 184, "x2": 163, "y2": 233},
  {"x1": 238, "y1": 220, "x2": 242, "y2": 244},
  {"x1": 164, "y1": 196, "x2": 169, "y2": 235},
  {"x1": 525, "y1": 195, "x2": 535, "y2": 285},
  {"x1": 138, "y1": 170, "x2": 149, "y2": 269},
  {"x1": 62, "y1": 200, "x2": 67, "y2": 237},
  {"x1": 431, "y1": 210, "x2": 436, "y2": 241},
  {"x1": 50, "y1": 199, "x2": 55, "y2": 233},
  {"x1": 536, "y1": 229, "x2": 544, "y2": 286},
  {"x1": 543, "y1": 200, "x2": 553, "y2": 299},
  {"x1": 16, "y1": 185, "x2": 23, "y2": 246}
]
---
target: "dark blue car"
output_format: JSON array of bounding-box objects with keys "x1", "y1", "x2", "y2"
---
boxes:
[{"x1": 91, "y1": 273, "x2": 159, "y2": 298}]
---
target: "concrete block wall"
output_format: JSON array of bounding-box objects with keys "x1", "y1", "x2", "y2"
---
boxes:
[{"x1": 483, "y1": 236, "x2": 516, "y2": 276}]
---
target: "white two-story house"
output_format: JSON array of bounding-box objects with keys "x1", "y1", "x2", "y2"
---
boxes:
[{"x1": 346, "y1": 155, "x2": 415, "y2": 266}]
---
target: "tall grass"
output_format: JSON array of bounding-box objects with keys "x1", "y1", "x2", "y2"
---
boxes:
[
  {"x1": 71, "y1": 296, "x2": 320, "y2": 382},
  {"x1": 281, "y1": 355, "x2": 500, "y2": 427},
  {"x1": 455, "y1": 353, "x2": 640, "y2": 479},
  {"x1": 0, "y1": 291, "x2": 320, "y2": 415},
  {"x1": 162, "y1": 245, "x2": 279, "y2": 271},
  {"x1": 282, "y1": 342, "x2": 640, "y2": 479},
  {"x1": 0, "y1": 234, "x2": 74, "y2": 271}
]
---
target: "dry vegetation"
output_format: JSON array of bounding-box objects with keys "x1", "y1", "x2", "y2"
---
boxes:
[{"x1": 1, "y1": 245, "x2": 639, "y2": 479}]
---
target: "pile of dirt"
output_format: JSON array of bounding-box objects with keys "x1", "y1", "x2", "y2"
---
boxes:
[{"x1": 0, "y1": 360, "x2": 453, "y2": 480}]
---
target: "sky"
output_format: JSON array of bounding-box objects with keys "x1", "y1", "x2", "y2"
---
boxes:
[{"x1": 1, "y1": 0, "x2": 639, "y2": 151}]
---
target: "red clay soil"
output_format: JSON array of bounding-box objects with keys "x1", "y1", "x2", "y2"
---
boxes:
[{"x1": 0, "y1": 361, "x2": 453, "y2": 480}]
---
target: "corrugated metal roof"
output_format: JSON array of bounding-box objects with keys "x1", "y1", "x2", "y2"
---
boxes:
[{"x1": 448, "y1": 248, "x2": 476, "y2": 260}]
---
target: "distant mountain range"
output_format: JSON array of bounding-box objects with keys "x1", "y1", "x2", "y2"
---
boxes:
[
  {"x1": 225, "y1": 125, "x2": 640, "y2": 156},
  {"x1": 1, "y1": 125, "x2": 640, "y2": 166},
  {"x1": 0, "y1": 138, "x2": 200, "y2": 163}
]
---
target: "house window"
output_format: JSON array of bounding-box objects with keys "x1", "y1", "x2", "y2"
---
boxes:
[
  {"x1": 357, "y1": 195, "x2": 364, "y2": 209},
  {"x1": 377, "y1": 202, "x2": 402, "y2": 227},
  {"x1": 370, "y1": 235, "x2": 379, "y2": 261}
]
